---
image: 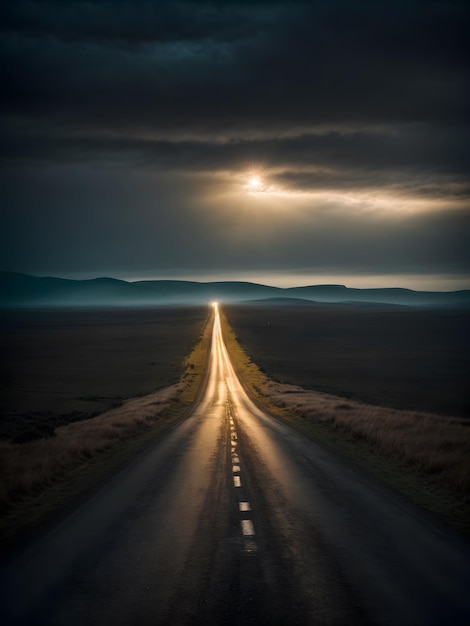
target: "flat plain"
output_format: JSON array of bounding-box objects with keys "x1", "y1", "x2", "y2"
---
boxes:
[
  {"x1": 0, "y1": 306, "x2": 208, "y2": 441},
  {"x1": 224, "y1": 302, "x2": 470, "y2": 418},
  {"x1": 2, "y1": 301, "x2": 469, "y2": 536}
]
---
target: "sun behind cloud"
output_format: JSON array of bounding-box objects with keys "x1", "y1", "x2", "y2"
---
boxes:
[
  {"x1": 245, "y1": 172, "x2": 269, "y2": 193},
  {"x1": 248, "y1": 175, "x2": 262, "y2": 189}
]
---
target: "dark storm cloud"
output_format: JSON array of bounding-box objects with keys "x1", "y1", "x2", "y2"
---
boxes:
[
  {"x1": 2, "y1": 0, "x2": 468, "y2": 132},
  {"x1": 3, "y1": 124, "x2": 468, "y2": 201},
  {"x1": 2, "y1": 0, "x2": 274, "y2": 44},
  {"x1": 1, "y1": 0, "x2": 469, "y2": 279}
]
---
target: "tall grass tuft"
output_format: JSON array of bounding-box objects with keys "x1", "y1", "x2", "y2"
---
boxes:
[
  {"x1": 0, "y1": 383, "x2": 182, "y2": 513},
  {"x1": 265, "y1": 380, "x2": 470, "y2": 495}
]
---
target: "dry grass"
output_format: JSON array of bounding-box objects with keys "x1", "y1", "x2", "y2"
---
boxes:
[
  {"x1": 180, "y1": 308, "x2": 213, "y2": 405},
  {"x1": 0, "y1": 310, "x2": 213, "y2": 520},
  {"x1": 220, "y1": 309, "x2": 470, "y2": 528},
  {"x1": 265, "y1": 381, "x2": 470, "y2": 495},
  {"x1": 219, "y1": 309, "x2": 274, "y2": 407},
  {"x1": 0, "y1": 384, "x2": 181, "y2": 512}
]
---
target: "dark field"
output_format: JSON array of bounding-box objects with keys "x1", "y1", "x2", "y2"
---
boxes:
[
  {"x1": 0, "y1": 306, "x2": 207, "y2": 440},
  {"x1": 225, "y1": 303, "x2": 470, "y2": 418}
]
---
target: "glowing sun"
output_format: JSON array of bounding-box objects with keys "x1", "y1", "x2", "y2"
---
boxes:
[
  {"x1": 243, "y1": 170, "x2": 273, "y2": 194},
  {"x1": 248, "y1": 176, "x2": 262, "y2": 189}
]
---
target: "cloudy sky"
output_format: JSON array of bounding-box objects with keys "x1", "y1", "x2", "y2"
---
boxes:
[{"x1": 1, "y1": 0, "x2": 469, "y2": 288}]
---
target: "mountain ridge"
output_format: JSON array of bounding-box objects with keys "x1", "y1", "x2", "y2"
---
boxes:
[{"x1": 1, "y1": 271, "x2": 469, "y2": 307}]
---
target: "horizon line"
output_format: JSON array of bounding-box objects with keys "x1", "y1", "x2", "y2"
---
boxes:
[{"x1": 2, "y1": 269, "x2": 470, "y2": 294}]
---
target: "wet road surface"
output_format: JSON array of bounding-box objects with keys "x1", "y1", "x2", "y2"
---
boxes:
[{"x1": 1, "y1": 305, "x2": 470, "y2": 625}]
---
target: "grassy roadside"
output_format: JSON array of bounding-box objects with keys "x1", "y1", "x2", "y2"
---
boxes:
[
  {"x1": 219, "y1": 309, "x2": 470, "y2": 535},
  {"x1": 0, "y1": 309, "x2": 213, "y2": 551}
]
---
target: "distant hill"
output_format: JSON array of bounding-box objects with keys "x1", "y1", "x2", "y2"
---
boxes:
[
  {"x1": 244, "y1": 297, "x2": 316, "y2": 306},
  {"x1": 1, "y1": 271, "x2": 469, "y2": 308},
  {"x1": 286, "y1": 284, "x2": 470, "y2": 307}
]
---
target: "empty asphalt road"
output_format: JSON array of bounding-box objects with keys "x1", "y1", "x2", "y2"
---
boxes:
[{"x1": 1, "y1": 304, "x2": 470, "y2": 625}]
